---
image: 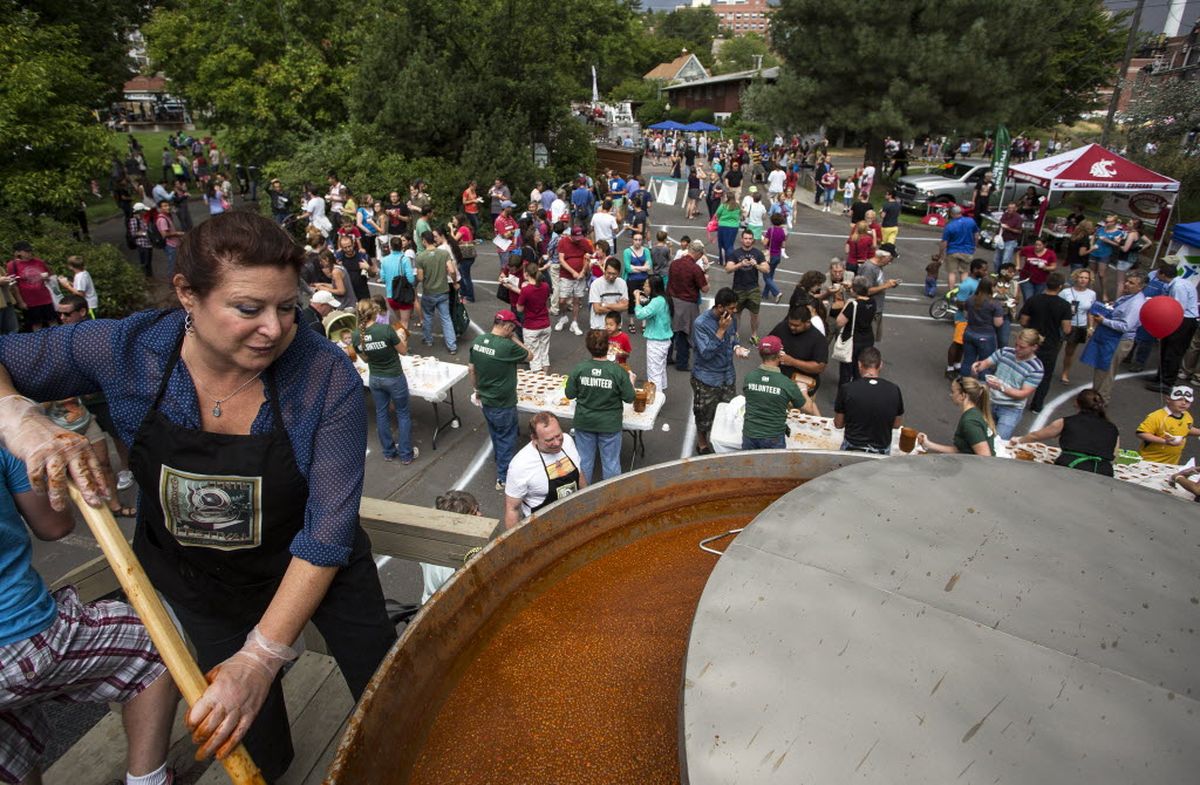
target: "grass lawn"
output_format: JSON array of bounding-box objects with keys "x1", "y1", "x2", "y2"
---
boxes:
[{"x1": 87, "y1": 128, "x2": 213, "y2": 224}]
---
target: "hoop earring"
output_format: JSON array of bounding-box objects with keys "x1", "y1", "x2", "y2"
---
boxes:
[{"x1": 184, "y1": 311, "x2": 195, "y2": 335}]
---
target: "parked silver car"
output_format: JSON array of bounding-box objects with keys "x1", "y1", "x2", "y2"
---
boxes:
[{"x1": 893, "y1": 160, "x2": 1044, "y2": 211}]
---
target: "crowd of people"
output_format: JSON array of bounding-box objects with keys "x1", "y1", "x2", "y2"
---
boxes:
[{"x1": 2, "y1": 122, "x2": 1199, "y2": 785}]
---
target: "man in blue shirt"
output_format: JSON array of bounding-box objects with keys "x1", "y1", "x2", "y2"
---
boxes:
[
  {"x1": 937, "y1": 205, "x2": 979, "y2": 291},
  {"x1": 0, "y1": 447, "x2": 177, "y2": 785},
  {"x1": 570, "y1": 178, "x2": 595, "y2": 224},
  {"x1": 1082, "y1": 271, "x2": 1146, "y2": 403},
  {"x1": 691, "y1": 288, "x2": 750, "y2": 453}
]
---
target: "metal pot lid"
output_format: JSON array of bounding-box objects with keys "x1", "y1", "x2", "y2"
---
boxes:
[{"x1": 681, "y1": 455, "x2": 1199, "y2": 784}]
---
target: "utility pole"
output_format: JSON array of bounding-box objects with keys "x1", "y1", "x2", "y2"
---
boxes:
[{"x1": 1101, "y1": 0, "x2": 1146, "y2": 148}]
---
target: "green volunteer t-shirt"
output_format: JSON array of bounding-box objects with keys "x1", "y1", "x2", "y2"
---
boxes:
[
  {"x1": 470, "y1": 333, "x2": 526, "y2": 407},
  {"x1": 353, "y1": 323, "x2": 403, "y2": 377},
  {"x1": 565, "y1": 358, "x2": 635, "y2": 434},
  {"x1": 952, "y1": 407, "x2": 995, "y2": 455},
  {"x1": 416, "y1": 248, "x2": 450, "y2": 294},
  {"x1": 742, "y1": 365, "x2": 805, "y2": 439}
]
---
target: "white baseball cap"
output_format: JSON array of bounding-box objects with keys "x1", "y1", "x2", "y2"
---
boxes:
[{"x1": 311, "y1": 290, "x2": 341, "y2": 308}]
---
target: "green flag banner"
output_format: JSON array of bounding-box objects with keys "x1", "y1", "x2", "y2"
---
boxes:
[{"x1": 990, "y1": 125, "x2": 1011, "y2": 210}]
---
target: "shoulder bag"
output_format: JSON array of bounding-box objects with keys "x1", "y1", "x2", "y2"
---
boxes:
[{"x1": 830, "y1": 300, "x2": 857, "y2": 363}]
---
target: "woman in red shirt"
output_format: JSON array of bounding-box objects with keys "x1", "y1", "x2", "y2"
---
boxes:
[
  {"x1": 451, "y1": 214, "x2": 476, "y2": 302},
  {"x1": 461, "y1": 180, "x2": 481, "y2": 234},
  {"x1": 844, "y1": 220, "x2": 876, "y2": 274},
  {"x1": 1016, "y1": 237, "x2": 1057, "y2": 302}
]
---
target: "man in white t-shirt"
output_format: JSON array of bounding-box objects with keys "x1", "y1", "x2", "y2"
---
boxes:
[
  {"x1": 766, "y1": 167, "x2": 787, "y2": 197},
  {"x1": 590, "y1": 199, "x2": 621, "y2": 255},
  {"x1": 504, "y1": 413, "x2": 587, "y2": 529},
  {"x1": 588, "y1": 257, "x2": 629, "y2": 330}
]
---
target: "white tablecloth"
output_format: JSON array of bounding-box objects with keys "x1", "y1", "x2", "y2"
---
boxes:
[
  {"x1": 513, "y1": 370, "x2": 667, "y2": 431},
  {"x1": 711, "y1": 397, "x2": 903, "y2": 453}
]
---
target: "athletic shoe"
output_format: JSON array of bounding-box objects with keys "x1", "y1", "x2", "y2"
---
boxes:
[
  {"x1": 116, "y1": 470, "x2": 134, "y2": 491},
  {"x1": 402, "y1": 447, "x2": 420, "y2": 465},
  {"x1": 569, "y1": 322, "x2": 583, "y2": 336},
  {"x1": 555, "y1": 316, "x2": 570, "y2": 331},
  {"x1": 495, "y1": 480, "x2": 505, "y2": 491}
]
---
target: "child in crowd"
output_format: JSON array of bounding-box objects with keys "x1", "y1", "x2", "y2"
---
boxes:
[
  {"x1": 57, "y1": 256, "x2": 98, "y2": 317},
  {"x1": 604, "y1": 311, "x2": 632, "y2": 366},
  {"x1": 842, "y1": 177, "x2": 856, "y2": 214},
  {"x1": 925, "y1": 256, "x2": 942, "y2": 298}
]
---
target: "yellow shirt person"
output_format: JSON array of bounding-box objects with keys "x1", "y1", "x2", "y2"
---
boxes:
[{"x1": 1137, "y1": 386, "x2": 1200, "y2": 464}]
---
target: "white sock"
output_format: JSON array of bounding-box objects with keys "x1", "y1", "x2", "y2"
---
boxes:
[{"x1": 127, "y1": 764, "x2": 168, "y2": 785}]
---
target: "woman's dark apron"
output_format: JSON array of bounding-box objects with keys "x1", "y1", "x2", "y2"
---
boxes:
[{"x1": 129, "y1": 332, "x2": 308, "y2": 621}]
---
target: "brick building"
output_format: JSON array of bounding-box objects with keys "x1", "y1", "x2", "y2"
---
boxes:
[{"x1": 690, "y1": 0, "x2": 774, "y2": 38}]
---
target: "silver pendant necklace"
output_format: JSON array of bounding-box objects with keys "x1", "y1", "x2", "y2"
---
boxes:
[{"x1": 210, "y1": 371, "x2": 264, "y2": 417}]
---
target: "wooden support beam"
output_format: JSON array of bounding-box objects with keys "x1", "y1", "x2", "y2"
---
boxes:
[
  {"x1": 357, "y1": 498, "x2": 500, "y2": 568},
  {"x1": 51, "y1": 554, "x2": 121, "y2": 603}
]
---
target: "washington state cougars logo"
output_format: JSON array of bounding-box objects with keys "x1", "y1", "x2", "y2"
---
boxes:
[{"x1": 1089, "y1": 159, "x2": 1118, "y2": 178}]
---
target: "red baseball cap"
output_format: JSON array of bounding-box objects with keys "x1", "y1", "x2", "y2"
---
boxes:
[
  {"x1": 758, "y1": 335, "x2": 783, "y2": 355},
  {"x1": 495, "y1": 309, "x2": 518, "y2": 323}
]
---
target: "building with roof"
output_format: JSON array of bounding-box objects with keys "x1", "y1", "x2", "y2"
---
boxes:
[
  {"x1": 643, "y1": 51, "x2": 710, "y2": 84},
  {"x1": 660, "y1": 65, "x2": 778, "y2": 120},
  {"x1": 691, "y1": 0, "x2": 774, "y2": 38}
]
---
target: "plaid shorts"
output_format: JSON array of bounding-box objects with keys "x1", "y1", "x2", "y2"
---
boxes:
[
  {"x1": 0, "y1": 588, "x2": 166, "y2": 783},
  {"x1": 691, "y1": 377, "x2": 736, "y2": 434}
]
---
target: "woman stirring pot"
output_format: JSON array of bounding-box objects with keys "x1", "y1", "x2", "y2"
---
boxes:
[{"x1": 0, "y1": 212, "x2": 396, "y2": 782}]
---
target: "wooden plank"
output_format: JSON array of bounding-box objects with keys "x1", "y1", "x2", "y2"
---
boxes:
[
  {"x1": 358, "y1": 497, "x2": 499, "y2": 567},
  {"x1": 49, "y1": 653, "x2": 338, "y2": 785},
  {"x1": 298, "y1": 716, "x2": 349, "y2": 785},
  {"x1": 49, "y1": 553, "x2": 120, "y2": 603},
  {"x1": 279, "y1": 684, "x2": 352, "y2": 785}
]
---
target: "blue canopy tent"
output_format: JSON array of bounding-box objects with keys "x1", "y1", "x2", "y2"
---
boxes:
[
  {"x1": 684, "y1": 121, "x2": 720, "y2": 132},
  {"x1": 1174, "y1": 222, "x2": 1200, "y2": 248},
  {"x1": 649, "y1": 120, "x2": 687, "y2": 131}
]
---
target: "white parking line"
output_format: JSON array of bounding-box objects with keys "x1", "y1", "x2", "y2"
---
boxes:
[
  {"x1": 1028, "y1": 371, "x2": 1154, "y2": 431},
  {"x1": 453, "y1": 440, "x2": 494, "y2": 490}
]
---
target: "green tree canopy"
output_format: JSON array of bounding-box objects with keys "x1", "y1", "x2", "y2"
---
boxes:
[
  {"x1": 748, "y1": 0, "x2": 1126, "y2": 144},
  {"x1": 713, "y1": 33, "x2": 778, "y2": 75},
  {"x1": 20, "y1": 0, "x2": 146, "y2": 104},
  {"x1": 0, "y1": 10, "x2": 111, "y2": 219},
  {"x1": 652, "y1": 8, "x2": 719, "y2": 65},
  {"x1": 143, "y1": 0, "x2": 356, "y2": 162}
]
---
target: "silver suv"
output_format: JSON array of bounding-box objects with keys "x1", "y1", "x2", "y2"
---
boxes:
[{"x1": 893, "y1": 160, "x2": 1043, "y2": 210}]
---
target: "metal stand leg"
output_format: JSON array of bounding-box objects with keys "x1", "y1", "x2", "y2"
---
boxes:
[
  {"x1": 626, "y1": 430, "x2": 646, "y2": 471},
  {"x1": 429, "y1": 389, "x2": 463, "y2": 450}
]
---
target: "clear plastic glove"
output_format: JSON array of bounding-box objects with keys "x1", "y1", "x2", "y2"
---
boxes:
[
  {"x1": 0, "y1": 395, "x2": 108, "y2": 510},
  {"x1": 187, "y1": 626, "x2": 297, "y2": 761}
]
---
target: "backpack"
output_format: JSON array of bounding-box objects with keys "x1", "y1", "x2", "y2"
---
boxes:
[{"x1": 146, "y1": 211, "x2": 167, "y2": 249}]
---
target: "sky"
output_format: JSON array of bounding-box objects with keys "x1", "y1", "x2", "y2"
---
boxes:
[{"x1": 641, "y1": 0, "x2": 1199, "y2": 33}]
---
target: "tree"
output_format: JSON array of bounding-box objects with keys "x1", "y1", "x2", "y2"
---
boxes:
[
  {"x1": 350, "y1": 0, "x2": 636, "y2": 178},
  {"x1": 748, "y1": 0, "x2": 1126, "y2": 156},
  {"x1": 1124, "y1": 78, "x2": 1200, "y2": 222},
  {"x1": 20, "y1": 0, "x2": 146, "y2": 104},
  {"x1": 0, "y1": 11, "x2": 111, "y2": 219},
  {"x1": 654, "y1": 8, "x2": 719, "y2": 66},
  {"x1": 713, "y1": 33, "x2": 778, "y2": 75},
  {"x1": 143, "y1": 0, "x2": 356, "y2": 162}
]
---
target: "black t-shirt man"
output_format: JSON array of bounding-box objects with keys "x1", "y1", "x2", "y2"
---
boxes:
[
  {"x1": 881, "y1": 199, "x2": 902, "y2": 228},
  {"x1": 768, "y1": 316, "x2": 829, "y2": 390},
  {"x1": 729, "y1": 246, "x2": 766, "y2": 291},
  {"x1": 850, "y1": 198, "x2": 872, "y2": 224},
  {"x1": 835, "y1": 376, "x2": 904, "y2": 452},
  {"x1": 725, "y1": 167, "x2": 744, "y2": 189},
  {"x1": 1019, "y1": 292, "x2": 1072, "y2": 355}
]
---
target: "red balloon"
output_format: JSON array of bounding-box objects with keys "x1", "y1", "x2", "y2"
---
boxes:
[{"x1": 1140, "y1": 296, "x2": 1184, "y2": 339}]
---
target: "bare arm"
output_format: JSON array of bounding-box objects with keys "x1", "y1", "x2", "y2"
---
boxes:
[
  {"x1": 503, "y1": 494, "x2": 524, "y2": 530},
  {"x1": 833, "y1": 412, "x2": 845, "y2": 429},
  {"x1": 14, "y1": 487, "x2": 75, "y2": 540},
  {"x1": 1012, "y1": 417, "x2": 1065, "y2": 443}
]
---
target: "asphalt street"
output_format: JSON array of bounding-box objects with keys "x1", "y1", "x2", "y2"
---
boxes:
[{"x1": 31, "y1": 163, "x2": 1196, "y2": 608}]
